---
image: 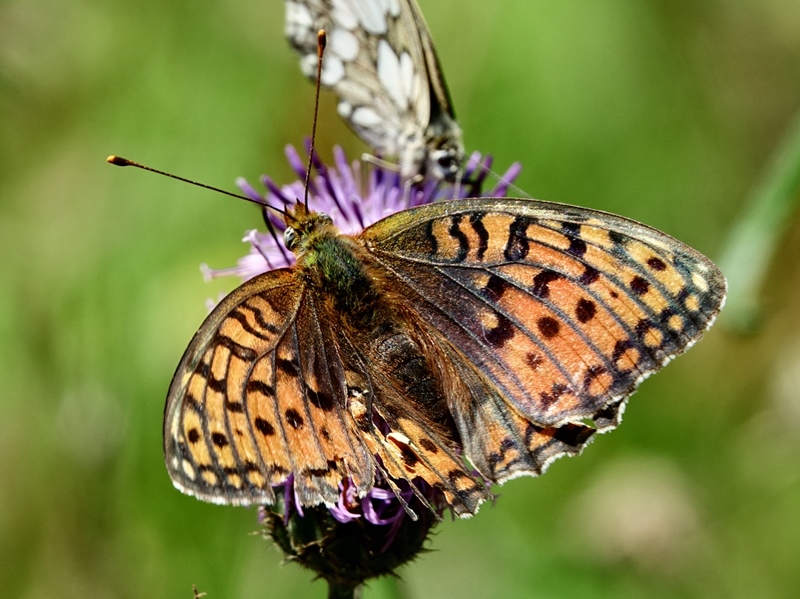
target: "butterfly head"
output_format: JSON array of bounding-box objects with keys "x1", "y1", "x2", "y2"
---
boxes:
[{"x1": 283, "y1": 202, "x2": 337, "y2": 255}]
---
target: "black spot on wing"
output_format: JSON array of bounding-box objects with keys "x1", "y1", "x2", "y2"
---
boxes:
[
  {"x1": 481, "y1": 274, "x2": 511, "y2": 301},
  {"x1": 216, "y1": 335, "x2": 257, "y2": 361},
  {"x1": 540, "y1": 383, "x2": 568, "y2": 408},
  {"x1": 630, "y1": 276, "x2": 650, "y2": 296},
  {"x1": 185, "y1": 393, "x2": 202, "y2": 413},
  {"x1": 537, "y1": 316, "x2": 560, "y2": 339},
  {"x1": 562, "y1": 223, "x2": 587, "y2": 258},
  {"x1": 240, "y1": 302, "x2": 281, "y2": 334},
  {"x1": 246, "y1": 380, "x2": 275, "y2": 396},
  {"x1": 579, "y1": 266, "x2": 600, "y2": 285},
  {"x1": 485, "y1": 312, "x2": 516, "y2": 348},
  {"x1": 207, "y1": 375, "x2": 226, "y2": 394},
  {"x1": 531, "y1": 269, "x2": 562, "y2": 299},
  {"x1": 197, "y1": 362, "x2": 210, "y2": 379},
  {"x1": 399, "y1": 445, "x2": 420, "y2": 468},
  {"x1": 575, "y1": 298, "x2": 597, "y2": 323},
  {"x1": 568, "y1": 237, "x2": 587, "y2": 258},
  {"x1": 609, "y1": 230, "x2": 627, "y2": 246},
  {"x1": 419, "y1": 438, "x2": 438, "y2": 454},
  {"x1": 526, "y1": 352, "x2": 543, "y2": 371},
  {"x1": 285, "y1": 408, "x2": 304, "y2": 429},
  {"x1": 187, "y1": 428, "x2": 200, "y2": 444},
  {"x1": 276, "y1": 358, "x2": 299, "y2": 377},
  {"x1": 254, "y1": 417, "x2": 275, "y2": 436},
  {"x1": 307, "y1": 387, "x2": 335, "y2": 412},
  {"x1": 229, "y1": 309, "x2": 271, "y2": 340}
]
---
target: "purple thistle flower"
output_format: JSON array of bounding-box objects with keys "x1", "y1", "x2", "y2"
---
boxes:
[{"x1": 260, "y1": 470, "x2": 449, "y2": 595}]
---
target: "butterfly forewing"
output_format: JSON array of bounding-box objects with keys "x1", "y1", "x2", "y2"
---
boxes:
[
  {"x1": 284, "y1": 0, "x2": 464, "y2": 180},
  {"x1": 164, "y1": 269, "x2": 375, "y2": 507},
  {"x1": 165, "y1": 270, "x2": 296, "y2": 504},
  {"x1": 360, "y1": 198, "x2": 726, "y2": 436}
]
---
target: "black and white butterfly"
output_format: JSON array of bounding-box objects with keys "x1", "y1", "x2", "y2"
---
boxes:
[{"x1": 285, "y1": 0, "x2": 464, "y2": 182}]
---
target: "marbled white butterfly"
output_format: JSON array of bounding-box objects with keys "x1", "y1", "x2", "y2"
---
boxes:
[{"x1": 285, "y1": 0, "x2": 465, "y2": 182}]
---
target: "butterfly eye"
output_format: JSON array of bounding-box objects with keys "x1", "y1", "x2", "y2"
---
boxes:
[
  {"x1": 284, "y1": 226, "x2": 298, "y2": 250},
  {"x1": 437, "y1": 154, "x2": 456, "y2": 170},
  {"x1": 431, "y1": 150, "x2": 459, "y2": 179}
]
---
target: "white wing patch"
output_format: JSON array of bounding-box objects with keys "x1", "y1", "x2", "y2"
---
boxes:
[
  {"x1": 329, "y1": 27, "x2": 359, "y2": 61},
  {"x1": 400, "y1": 52, "x2": 419, "y2": 109},
  {"x1": 350, "y1": 0, "x2": 388, "y2": 34},
  {"x1": 330, "y1": 0, "x2": 359, "y2": 30},
  {"x1": 321, "y1": 55, "x2": 346, "y2": 85},
  {"x1": 338, "y1": 101, "x2": 353, "y2": 118},
  {"x1": 377, "y1": 40, "x2": 408, "y2": 110},
  {"x1": 286, "y1": 3, "x2": 315, "y2": 41},
  {"x1": 352, "y1": 106, "x2": 383, "y2": 128}
]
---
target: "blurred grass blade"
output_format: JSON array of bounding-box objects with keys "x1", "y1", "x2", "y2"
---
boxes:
[{"x1": 719, "y1": 109, "x2": 800, "y2": 333}]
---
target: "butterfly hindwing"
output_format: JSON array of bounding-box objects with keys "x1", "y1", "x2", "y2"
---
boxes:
[
  {"x1": 360, "y1": 198, "x2": 726, "y2": 434},
  {"x1": 284, "y1": 0, "x2": 464, "y2": 180},
  {"x1": 436, "y1": 339, "x2": 596, "y2": 484}
]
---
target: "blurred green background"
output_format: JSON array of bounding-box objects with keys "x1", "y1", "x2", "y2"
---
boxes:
[{"x1": 2, "y1": 0, "x2": 800, "y2": 597}]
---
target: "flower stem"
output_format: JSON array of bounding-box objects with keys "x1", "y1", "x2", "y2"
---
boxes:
[
  {"x1": 327, "y1": 580, "x2": 363, "y2": 599},
  {"x1": 719, "y1": 108, "x2": 800, "y2": 332}
]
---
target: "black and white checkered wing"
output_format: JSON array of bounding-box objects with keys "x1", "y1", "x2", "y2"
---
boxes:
[{"x1": 285, "y1": 0, "x2": 464, "y2": 181}]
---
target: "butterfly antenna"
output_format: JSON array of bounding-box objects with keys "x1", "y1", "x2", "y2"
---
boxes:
[
  {"x1": 106, "y1": 155, "x2": 291, "y2": 218},
  {"x1": 483, "y1": 163, "x2": 529, "y2": 198},
  {"x1": 497, "y1": 175, "x2": 529, "y2": 198},
  {"x1": 303, "y1": 29, "x2": 327, "y2": 211}
]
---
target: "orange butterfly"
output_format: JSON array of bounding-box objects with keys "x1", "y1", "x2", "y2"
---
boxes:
[{"x1": 164, "y1": 190, "x2": 726, "y2": 517}]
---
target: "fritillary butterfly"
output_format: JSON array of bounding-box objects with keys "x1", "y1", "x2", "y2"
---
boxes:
[{"x1": 164, "y1": 197, "x2": 726, "y2": 515}]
